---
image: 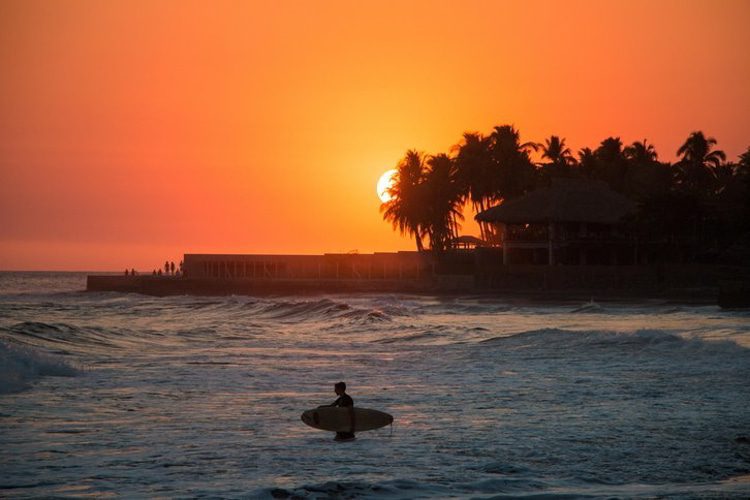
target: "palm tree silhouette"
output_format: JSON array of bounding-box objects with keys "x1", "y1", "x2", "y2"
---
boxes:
[
  {"x1": 381, "y1": 150, "x2": 427, "y2": 251},
  {"x1": 539, "y1": 135, "x2": 575, "y2": 184},
  {"x1": 423, "y1": 153, "x2": 464, "y2": 252},
  {"x1": 592, "y1": 137, "x2": 629, "y2": 192},
  {"x1": 675, "y1": 131, "x2": 726, "y2": 196},
  {"x1": 624, "y1": 139, "x2": 657, "y2": 163},
  {"x1": 736, "y1": 147, "x2": 750, "y2": 233},
  {"x1": 454, "y1": 132, "x2": 493, "y2": 240},
  {"x1": 738, "y1": 147, "x2": 750, "y2": 175},
  {"x1": 623, "y1": 139, "x2": 669, "y2": 200},
  {"x1": 488, "y1": 125, "x2": 537, "y2": 203},
  {"x1": 677, "y1": 131, "x2": 725, "y2": 168},
  {"x1": 576, "y1": 147, "x2": 597, "y2": 179}
]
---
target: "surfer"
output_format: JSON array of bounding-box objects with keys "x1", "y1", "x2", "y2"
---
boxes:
[{"x1": 321, "y1": 381, "x2": 355, "y2": 441}]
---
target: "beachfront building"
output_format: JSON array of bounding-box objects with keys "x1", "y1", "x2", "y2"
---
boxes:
[
  {"x1": 476, "y1": 179, "x2": 637, "y2": 266},
  {"x1": 182, "y1": 251, "x2": 430, "y2": 281}
]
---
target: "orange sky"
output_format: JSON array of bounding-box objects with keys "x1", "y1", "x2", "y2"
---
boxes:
[{"x1": 1, "y1": 0, "x2": 749, "y2": 271}]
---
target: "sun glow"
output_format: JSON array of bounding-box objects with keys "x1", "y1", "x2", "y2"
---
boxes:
[{"x1": 377, "y1": 169, "x2": 397, "y2": 203}]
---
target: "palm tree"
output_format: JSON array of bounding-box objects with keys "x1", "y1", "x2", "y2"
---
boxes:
[
  {"x1": 576, "y1": 147, "x2": 597, "y2": 179},
  {"x1": 538, "y1": 135, "x2": 575, "y2": 185},
  {"x1": 735, "y1": 146, "x2": 750, "y2": 179},
  {"x1": 737, "y1": 147, "x2": 750, "y2": 233},
  {"x1": 675, "y1": 131, "x2": 726, "y2": 196},
  {"x1": 454, "y1": 132, "x2": 493, "y2": 240},
  {"x1": 454, "y1": 132, "x2": 490, "y2": 209},
  {"x1": 470, "y1": 125, "x2": 538, "y2": 245},
  {"x1": 592, "y1": 137, "x2": 629, "y2": 192},
  {"x1": 488, "y1": 125, "x2": 538, "y2": 203},
  {"x1": 423, "y1": 153, "x2": 464, "y2": 252},
  {"x1": 624, "y1": 139, "x2": 657, "y2": 164},
  {"x1": 623, "y1": 139, "x2": 669, "y2": 200},
  {"x1": 381, "y1": 150, "x2": 427, "y2": 251},
  {"x1": 677, "y1": 131, "x2": 725, "y2": 168},
  {"x1": 712, "y1": 146, "x2": 750, "y2": 242}
]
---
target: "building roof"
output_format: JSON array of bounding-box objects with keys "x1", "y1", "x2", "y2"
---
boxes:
[{"x1": 475, "y1": 178, "x2": 636, "y2": 224}]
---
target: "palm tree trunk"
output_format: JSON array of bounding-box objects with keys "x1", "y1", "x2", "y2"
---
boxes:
[{"x1": 481, "y1": 198, "x2": 495, "y2": 245}]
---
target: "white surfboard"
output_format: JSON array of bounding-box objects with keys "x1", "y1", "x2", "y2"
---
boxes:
[{"x1": 301, "y1": 407, "x2": 393, "y2": 432}]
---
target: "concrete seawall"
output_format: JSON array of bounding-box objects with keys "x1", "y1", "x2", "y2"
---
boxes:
[
  {"x1": 87, "y1": 263, "x2": 748, "y2": 302},
  {"x1": 86, "y1": 275, "x2": 468, "y2": 296}
]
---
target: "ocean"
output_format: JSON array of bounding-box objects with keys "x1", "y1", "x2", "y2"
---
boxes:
[{"x1": 1, "y1": 271, "x2": 749, "y2": 498}]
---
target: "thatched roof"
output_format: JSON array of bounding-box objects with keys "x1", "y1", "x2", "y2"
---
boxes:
[{"x1": 476, "y1": 179, "x2": 636, "y2": 224}]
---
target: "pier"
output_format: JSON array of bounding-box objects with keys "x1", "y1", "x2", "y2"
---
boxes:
[{"x1": 86, "y1": 251, "x2": 748, "y2": 302}]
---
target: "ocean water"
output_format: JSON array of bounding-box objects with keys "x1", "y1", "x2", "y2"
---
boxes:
[{"x1": 1, "y1": 272, "x2": 750, "y2": 498}]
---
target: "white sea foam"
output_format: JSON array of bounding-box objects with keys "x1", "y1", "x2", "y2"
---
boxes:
[{"x1": 0, "y1": 341, "x2": 79, "y2": 394}]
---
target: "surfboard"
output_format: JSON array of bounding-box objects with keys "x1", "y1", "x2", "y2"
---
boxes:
[{"x1": 300, "y1": 407, "x2": 393, "y2": 433}]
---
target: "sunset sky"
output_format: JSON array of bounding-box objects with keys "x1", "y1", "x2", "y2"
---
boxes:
[{"x1": 1, "y1": 0, "x2": 749, "y2": 271}]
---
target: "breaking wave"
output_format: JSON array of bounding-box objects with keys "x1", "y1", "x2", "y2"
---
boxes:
[
  {"x1": 478, "y1": 327, "x2": 747, "y2": 354},
  {"x1": 248, "y1": 298, "x2": 396, "y2": 324},
  {"x1": 0, "y1": 341, "x2": 79, "y2": 394}
]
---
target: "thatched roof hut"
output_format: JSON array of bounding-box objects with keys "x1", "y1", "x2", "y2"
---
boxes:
[{"x1": 476, "y1": 178, "x2": 636, "y2": 224}]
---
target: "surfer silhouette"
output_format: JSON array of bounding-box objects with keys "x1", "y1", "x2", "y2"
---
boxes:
[{"x1": 320, "y1": 381, "x2": 355, "y2": 441}]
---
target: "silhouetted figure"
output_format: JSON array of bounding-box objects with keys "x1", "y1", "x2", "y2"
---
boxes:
[
  {"x1": 131, "y1": 268, "x2": 136, "y2": 276},
  {"x1": 152, "y1": 270, "x2": 157, "y2": 275},
  {"x1": 170, "y1": 261, "x2": 175, "y2": 275},
  {"x1": 125, "y1": 269, "x2": 129, "y2": 276},
  {"x1": 164, "y1": 261, "x2": 170, "y2": 275},
  {"x1": 179, "y1": 260, "x2": 184, "y2": 274},
  {"x1": 320, "y1": 382, "x2": 355, "y2": 441},
  {"x1": 158, "y1": 269, "x2": 162, "y2": 276}
]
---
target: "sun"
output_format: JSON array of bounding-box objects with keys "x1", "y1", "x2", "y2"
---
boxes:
[{"x1": 376, "y1": 169, "x2": 397, "y2": 203}]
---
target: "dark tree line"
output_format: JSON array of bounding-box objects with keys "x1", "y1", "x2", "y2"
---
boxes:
[{"x1": 381, "y1": 125, "x2": 750, "y2": 263}]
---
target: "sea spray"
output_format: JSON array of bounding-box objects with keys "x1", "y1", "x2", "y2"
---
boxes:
[{"x1": 0, "y1": 341, "x2": 79, "y2": 394}]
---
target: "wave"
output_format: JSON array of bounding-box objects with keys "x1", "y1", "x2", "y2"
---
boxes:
[
  {"x1": 0, "y1": 321, "x2": 176, "y2": 355},
  {"x1": 569, "y1": 300, "x2": 604, "y2": 313},
  {"x1": 364, "y1": 326, "x2": 749, "y2": 356},
  {"x1": 480, "y1": 327, "x2": 682, "y2": 346},
  {"x1": 2, "y1": 321, "x2": 120, "y2": 350},
  {"x1": 478, "y1": 328, "x2": 625, "y2": 347},
  {"x1": 247, "y1": 298, "x2": 396, "y2": 324},
  {"x1": 373, "y1": 331, "x2": 444, "y2": 344},
  {"x1": 252, "y1": 479, "x2": 453, "y2": 499},
  {"x1": 267, "y1": 478, "x2": 750, "y2": 499},
  {"x1": 251, "y1": 477, "x2": 589, "y2": 499},
  {"x1": 417, "y1": 302, "x2": 513, "y2": 315},
  {"x1": 0, "y1": 341, "x2": 79, "y2": 394},
  {"x1": 260, "y1": 298, "x2": 351, "y2": 318},
  {"x1": 476, "y1": 327, "x2": 750, "y2": 363}
]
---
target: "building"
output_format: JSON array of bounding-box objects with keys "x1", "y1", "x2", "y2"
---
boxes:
[
  {"x1": 182, "y1": 251, "x2": 430, "y2": 281},
  {"x1": 476, "y1": 178, "x2": 637, "y2": 265}
]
